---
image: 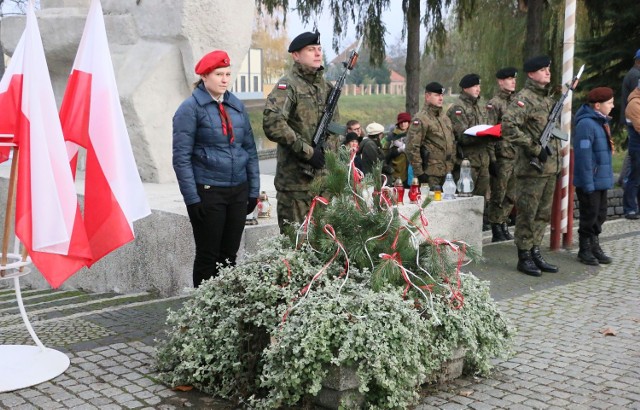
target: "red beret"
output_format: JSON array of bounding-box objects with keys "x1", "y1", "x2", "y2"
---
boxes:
[
  {"x1": 587, "y1": 87, "x2": 614, "y2": 103},
  {"x1": 195, "y1": 50, "x2": 230, "y2": 75}
]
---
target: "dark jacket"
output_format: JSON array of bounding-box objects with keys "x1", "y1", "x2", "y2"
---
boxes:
[
  {"x1": 359, "y1": 136, "x2": 385, "y2": 175},
  {"x1": 173, "y1": 84, "x2": 260, "y2": 205},
  {"x1": 573, "y1": 104, "x2": 613, "y2": 192}
]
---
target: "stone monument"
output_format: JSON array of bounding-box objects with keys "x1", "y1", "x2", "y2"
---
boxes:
[{"x1": 1, "y1": 0, "x2": 255, "y2": 182}]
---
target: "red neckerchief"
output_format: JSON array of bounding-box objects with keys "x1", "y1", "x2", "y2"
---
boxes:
[{"x1": 216, "y1": 99, "x2": 234, "y2": 144}]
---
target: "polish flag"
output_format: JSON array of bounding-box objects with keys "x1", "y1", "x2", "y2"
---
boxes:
[
  {"x1": 464, "y1": 124, "x2": 502, "y2": 138},
  {"x1": 0, "y1": 4, "x2": 92, "y2": 287},
  {"x1": 60, "y1": 0, "x2": 150, "y2": 265}
]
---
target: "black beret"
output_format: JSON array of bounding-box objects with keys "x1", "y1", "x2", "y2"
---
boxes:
[
  {"x1": 288, "y1": 31, "x2": 321, "y2": 53},
  {"x1": 495, "y1": 67, "x2": 518, "y2": 79},
  {"x1": 459, "y1": 73, "x2": 481, "y2": 89},
  {"x1": 523, "y1": 55, "x2": 551, "y2": 73},
  {"x1": 425, "y1": 82, "x2": 445, "y2": 94}
]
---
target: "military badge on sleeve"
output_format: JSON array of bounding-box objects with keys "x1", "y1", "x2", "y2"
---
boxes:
[
  {"x1": 277, "y1": 83, "x2": 288, "y2": 90},
  {"x1": 517, "y1": 101, "x2": 525, "y2": 108}
]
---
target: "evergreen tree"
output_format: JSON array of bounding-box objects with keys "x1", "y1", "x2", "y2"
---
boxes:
[{"x1": 578, "y1": 0, "x2": 640, "y2": 128}]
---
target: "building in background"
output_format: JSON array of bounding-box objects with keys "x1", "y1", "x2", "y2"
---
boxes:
[{"x1": 231, "y1": 48, "x2": 263, "y2": 100}]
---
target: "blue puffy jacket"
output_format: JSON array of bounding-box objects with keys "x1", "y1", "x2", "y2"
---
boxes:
[
  {"x1": 173, "y1": 84, "x2": 260, "y2": 205},
  {"x1": 573, "y1": 103, "x2": 613, "y2": 192}
]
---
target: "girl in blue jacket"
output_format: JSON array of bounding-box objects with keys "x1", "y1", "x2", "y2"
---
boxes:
[
  {"x1": 573, "y1": 87, "x2": 614, "y2": 266},
  {"x1": 173, "y1": 50, "x2": 260, "y2": 287}
]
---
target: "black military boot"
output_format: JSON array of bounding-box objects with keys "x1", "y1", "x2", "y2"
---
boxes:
[
  {"x1": 577, "y1": 235, "x2": 598, "y2": 265},
  {"x1": 500, "y1": 222, "x2": 514, "y2": 240},
  {"x1": 591, "y1": 235, "x2": 612, "y2": 264},
  {"x1": 517, "y1": 249, "x2": 542, "y2": 277},
  {"x1": 530, "y1": 246, "x2": 559, "y2": 273},
  {"x1": 491, "y1": 224, "x2": 506, "y2": 242}
]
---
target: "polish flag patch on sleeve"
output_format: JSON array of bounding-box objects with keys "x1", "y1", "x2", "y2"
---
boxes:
[
  {"x1": 413, "y1": 119, "x2": 420, "y2": 125},
  {"x1": 517, "y1": 101, "x2": 525, "y2": 107},
  {"x1": 455, "y1": 110, "x2": 462, "y2": 116},
  {"x1": 277, "y1": 83, "x2": 288, "y2": 90}
]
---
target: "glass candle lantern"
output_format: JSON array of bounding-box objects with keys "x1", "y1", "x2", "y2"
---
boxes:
[
  {"x1": 456, "y1": 158, "x2": 475, "y2": 197},
  {"x1": 408, "y1": 177, "x2": 421, "y2": 204}
]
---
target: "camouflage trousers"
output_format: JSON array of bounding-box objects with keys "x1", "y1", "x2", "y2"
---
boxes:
[
  {"x1": 276, "y1": 190, "x2": 313, "y2": 234},
  {"x1": 487, "y1": 157, "x2": 517, "y2": 224},
  {"x1": 514, "y1": 174, "x2": 557, "y2": 250}
]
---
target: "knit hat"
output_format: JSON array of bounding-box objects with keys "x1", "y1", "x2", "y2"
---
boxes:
[
  {"x1": 587, "y1": 87, "x2": 614, "y2": 103},
  {"x1": 365, "y1": 122, "x2": 385, "y2": 136},
  {"x1": 396, "y1": 112, "x2": 412, "y2": 124},
  {"x1": 344, "y1": 132, "x2": 359, "y2": 145}
]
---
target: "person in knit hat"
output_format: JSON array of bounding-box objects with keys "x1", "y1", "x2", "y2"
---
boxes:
[
  {"x1": 359, "y1": 122, "x2": 388, "y2": 176},
  {"x1": 381, "y1": 112, "x2": 412, "y2": 186},
  {"x1": 173, "y1": 50, "x2": 260, "y2": 288},
  {"x1": 573, "y1": 87, "x2": 615, "y2": 266}
]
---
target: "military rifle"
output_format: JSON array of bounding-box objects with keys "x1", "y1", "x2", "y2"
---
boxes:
[
  {"x1": 312, "y1": 36, "x2": 363, "y2": 149},
  {"x1": 530, "y1": 64, "x2": 585, "y2": 173}
]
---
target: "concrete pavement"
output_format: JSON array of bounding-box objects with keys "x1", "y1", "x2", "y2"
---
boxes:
[{"x1": 0, "y1": 218, "x2": 639, "y2": 409}]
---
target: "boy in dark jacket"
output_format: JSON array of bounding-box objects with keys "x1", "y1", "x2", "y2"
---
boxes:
[{"x1": 573, "y1": 87, "x2": 615, "y2": 265}]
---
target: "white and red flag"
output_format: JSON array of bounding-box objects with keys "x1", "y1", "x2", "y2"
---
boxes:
[
  {"x1": 0, "y1": 3, "x2": 92, "y2": 287},
  {"x1": 60, "y1": 0, "x2": 150, "y2": 265},
  {"x1": 464, "y1": 124, "x2": 502, "y2": 138}
]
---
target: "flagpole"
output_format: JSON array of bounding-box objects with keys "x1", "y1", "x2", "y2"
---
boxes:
[
  {"x1": 551, "y1": 0, "x2": 577, "y2": 250},
  {"x1": 1, "y1": 146, "x2": 19, "y2": 277}
]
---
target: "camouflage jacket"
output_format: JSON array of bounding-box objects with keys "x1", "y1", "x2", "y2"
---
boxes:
[
  {"x1": 502, "y1": 78, "x2": 560, "y2": 177},
  {"x1": 405, "y1": 103, "x2": 455, "y2": 178},
  {"x1": 487, "y1": 88, "x2": 517, "y2": 160},
  {"x1": 263, "y1": 62, "x2": 339, "y2": 191},
  {"x1": 447, "y1": 91, "x2": 492, "y2": 158}
]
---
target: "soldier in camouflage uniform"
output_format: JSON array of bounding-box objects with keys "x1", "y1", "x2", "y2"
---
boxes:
[
  {"x1": 263, "y1": 32, "x2": 339, "y2": 233},
  {"x1": 405, "y1": 82, "x2": 456, "y2": 187},
  {"x1": 447, "y1": 74, "x2": 492, "y2": 221},
  {"x1": 502, "y1": 55, "x2": 560, "y2": 277},
  {"x1": 487, "y1": 67, "x2": 518, "y2": 242}
]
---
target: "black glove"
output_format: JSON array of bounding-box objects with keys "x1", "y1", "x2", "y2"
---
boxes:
[
  {"x1": 418, "y1": 174, "x2": 429, "y2": 184},
  {"x1": 247, "y1": 197, "x2": 258, "y2": 215},
  {"x1": 537, "y1": 147, "x2": 548, "y2": 163},
  {"x1": 187, "y1": 202, "x2": 206, "y2": 222},
  {"x1": 489, "y1": 161, "x2": 498, "y2": 177},
  {"x1": 308, "y1": 146, "x2": 325, "y2": 169}
]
